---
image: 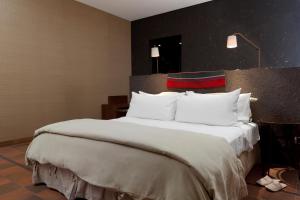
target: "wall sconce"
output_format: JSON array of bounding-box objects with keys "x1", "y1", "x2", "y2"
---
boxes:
[
  {"x1": 250, "y1": 97, "x2": 259, "y2": 102},
  {"x1": 227, "y1": 33, "x2": 261, "y2": 68},
  {"x1": 151, "y1": 47, "x2": 160, "y2": 73}
]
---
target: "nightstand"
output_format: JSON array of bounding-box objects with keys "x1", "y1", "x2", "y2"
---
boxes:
[
  {"x1": 102, "y1": 95, "x2": 129, "y2": 120},
  {"x1": 258, "y1": 121, "x2": 300, "y2": 178}
]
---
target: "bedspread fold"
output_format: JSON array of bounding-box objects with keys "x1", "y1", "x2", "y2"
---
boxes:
[{"x1": 26, "y1": 119, "x2": 247, "y2": 200}]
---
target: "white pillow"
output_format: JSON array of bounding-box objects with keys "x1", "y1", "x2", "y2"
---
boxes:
[
  {"x1": 139, "y1": 91, "x2": 185, "y2": 96},
  {"x1": 126, "y1": 92, "x2": 177, "y2": 121},
  {"x1": 238, "y1": 93, "x2": 252, "y2": 122},
  {"x1": 187, "y1": 91, "x2": 252, "y2": 123},
  {"x1": 175, "y1": 89, "x2": 241, "y2": 126}
]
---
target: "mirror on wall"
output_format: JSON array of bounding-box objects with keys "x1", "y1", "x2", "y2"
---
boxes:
[{"x1": 150, "y1": 35, "x2": 182, "y2": 74}]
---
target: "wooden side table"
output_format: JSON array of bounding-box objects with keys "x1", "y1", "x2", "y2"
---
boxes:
[
  {"x1": 258, "y1": 121, "x2": 300, "y2": 178},
  {"x1": 102, "y1": 96, "x2": 129, "y2": 120}
]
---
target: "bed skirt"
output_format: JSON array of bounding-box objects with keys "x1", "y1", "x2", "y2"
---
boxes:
[
  {"x1": 32, "y1": 145, "x2": 260, "y2": 200},
  {"x1": 32, "y1": 163, "x2": 137, "y2": 200}
]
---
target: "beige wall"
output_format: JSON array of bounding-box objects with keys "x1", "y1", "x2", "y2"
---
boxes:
[{"x1": 0, "y1": 0, "x2": 131, "y2": 142}]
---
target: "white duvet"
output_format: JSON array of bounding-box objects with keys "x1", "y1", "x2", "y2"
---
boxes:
[
  {"x1": 114, "y1": 117, "x2": 260, "y2": 156},
  {"x1": 27, "y1": 119, "x2": 248, "y2": 200}
]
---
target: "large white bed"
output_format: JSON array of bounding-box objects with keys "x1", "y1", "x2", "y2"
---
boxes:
[{"x1": 26, "y1": 89, "x2": 260, "y2": 200}]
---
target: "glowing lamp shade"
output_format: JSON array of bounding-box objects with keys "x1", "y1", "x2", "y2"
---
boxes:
[
  {"x1": 227, "y1": 35, "x2": 238, "y2": 48},
  {"x1": 151, "y1": 47, "x2": 160, "y2": 58}
]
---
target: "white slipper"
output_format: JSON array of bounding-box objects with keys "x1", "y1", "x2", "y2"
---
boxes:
[
  {"x1": 256, "y1": 175, "x2": 274, "y2": 186},
  {"x1": 265, "y1": 181, "x2": 287, "y2": 192}
]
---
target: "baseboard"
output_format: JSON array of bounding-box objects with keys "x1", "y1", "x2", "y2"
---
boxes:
[{"x1": 0, "y1": 137, "x2": 32, "y2": 147}]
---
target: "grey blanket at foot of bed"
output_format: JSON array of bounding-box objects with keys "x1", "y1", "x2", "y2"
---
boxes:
[
  {"x1": 33, "y1": 163, "x2": 134, "y2": 200},
  {"x1": 26, "y1": 119, "x2": 247, "y2": 200}
]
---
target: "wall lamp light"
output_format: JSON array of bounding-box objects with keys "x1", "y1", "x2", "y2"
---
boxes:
[{"x1": 227, "y1": 33, "x2": 261, "y2": 68}]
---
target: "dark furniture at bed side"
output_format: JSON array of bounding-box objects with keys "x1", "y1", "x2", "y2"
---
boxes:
[
  {"x1": 258, "y1": 122, "x2": 300, "y2": 178},
  {"x1": 225, "y1": 68, "x2": 300, "y2": 178},
  {"x1": 101, "y1": 96, "x2": 129, "y2": 120}
]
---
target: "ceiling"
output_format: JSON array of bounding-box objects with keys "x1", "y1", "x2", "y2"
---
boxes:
[{"x1": 75, "y1": 0, "x2": 212, "y2": 21}]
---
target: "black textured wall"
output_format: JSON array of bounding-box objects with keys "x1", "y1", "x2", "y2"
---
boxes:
[
  {"x1": 132, "y1": 0, "x2": 300, "y2": 75},
  {"x1": 225, "y1": 68, "x2": 300, "y2": 123},
  {"x1": 130, "y1": 68, "x2": 300, "y2": 123}
]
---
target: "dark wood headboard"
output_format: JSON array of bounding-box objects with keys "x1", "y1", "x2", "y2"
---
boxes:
[{"x1": 130, "y1": 68, "x2": 300, "y2": 123}]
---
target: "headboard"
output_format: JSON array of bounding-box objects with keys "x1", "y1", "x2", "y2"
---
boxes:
[
  {"x1": 130, "y1": 68, "x2": 300, "y2": 123},
  {"x1": 130, "y1": 74, "x2": 225, "y2": 94}
]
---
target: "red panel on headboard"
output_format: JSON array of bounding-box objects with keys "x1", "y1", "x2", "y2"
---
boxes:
[{"x1": 167, "y1": 71, "x2": 225, "y2": 89}]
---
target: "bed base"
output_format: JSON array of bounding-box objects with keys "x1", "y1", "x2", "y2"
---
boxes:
[{"x1": 32, "y1": 145, "x2": 260, "y2": 200}]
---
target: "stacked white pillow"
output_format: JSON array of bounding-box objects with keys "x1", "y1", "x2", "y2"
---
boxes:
[
  {"x1": 175, "y1": 89, "x2": 241, "y2": 126},
  {"x1": 126, "y1": 89, "x2": 252, "y2": 126},
  {"x1": 139, "y1": 91, "x2": 185, "y2": 96},
  {"x1": 186, "y1": 91, "x2": 252, "y2": 123},
  {"x1": 126, "y1": 92, "x2": 178, "y2": 121},
  {"x1": 237, "y1": 93, "x2": 252, "y2": 122}
]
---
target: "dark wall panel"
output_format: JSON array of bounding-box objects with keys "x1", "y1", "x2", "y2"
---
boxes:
[
  {"x1": 130, "y1": 68, "x2": 300, "y2": 123},
  {"x1": 226, "y1": 68, "x2": 300, "y2": 123},
  {"x1": 132, "y1": 0, "x2": 300, "y2": 75}
]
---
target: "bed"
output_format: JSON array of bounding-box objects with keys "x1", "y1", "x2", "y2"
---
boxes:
[{"x1": 26, "y1": 89, "x2": 260, "y2": 200}]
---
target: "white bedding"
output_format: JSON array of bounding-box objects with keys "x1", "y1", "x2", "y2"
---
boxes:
[
  {"x1": 114, "y1": 117, "x2": 260, "y2": 156},
  {"x1": 27, "y1": 119, "x2": 248, "y2": 200}
]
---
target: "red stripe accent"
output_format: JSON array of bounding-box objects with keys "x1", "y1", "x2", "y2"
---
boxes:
[
  {"x1": 172, "y1": 71, "x2": 221, "y2": 74},
  {"x1": 167, "y1": 75, "x2": 224, "y2": 81},
  {"x1": 167, "y1": 78, "x2": 225, "y2": 89}
]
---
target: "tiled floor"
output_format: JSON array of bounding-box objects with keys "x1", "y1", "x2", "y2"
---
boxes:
[
  {"x1": 0, "y1": 143, "x2": 299, "y2": 200},
  {"x1": 244, "y1": 165, "x2": 300, "y2": 200},
  {"x1": 0, "y1": 143, "x2": 65, "y2": 200}
]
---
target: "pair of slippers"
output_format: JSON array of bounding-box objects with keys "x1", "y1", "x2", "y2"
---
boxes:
[{"x1": 256, "y1": 175, "x2": 287, "y2": 192}]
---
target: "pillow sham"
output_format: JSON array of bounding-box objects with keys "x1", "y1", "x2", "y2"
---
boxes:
[
  {"x1": 187, "y1": 91, "x2": 252, "y2": 123},
  {"x1": 237, "y1": 93, "x2": 252, "y2": 122},
  {"x1": 139, "y1": 91, "x2": 185, "y2": 96},
  {"x1": 126, "y1": 92, "x2": 177, "y2": 121},
  {"x1": 175, "y1": 89, "x2": 241, "y2": 126}
]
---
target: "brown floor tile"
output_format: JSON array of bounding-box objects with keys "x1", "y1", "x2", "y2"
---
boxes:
[
  {"x1": 269, "y1": 168, "x2": 299, "y2": 194},
  {"x1": 0, "y1": 177, "x2": 11, "y2": 186},
  {"x1": 294, "y1": 196, "x2": 300, "y2": 200},
  {"x1": 244, "y1": 166, "x2": 300, "y2": 200},
  {"x1": 26, "y1": 184, "x2": 48, "y2": 193},
  {"x1": 24, "y1": 195, "x2": 44, "y2": 200},
  {"x1": 0, "y1": 147, "x2": 23, "y2": 157},
  {"x1": 14, "y1": 176, "x2": 33, "y2": 187},
  {"x1": 0, "y1": 182, "x2": 20, "y2": 195},
  {"x1": 0, "y1": 160, "x2": 14, "y2": 170},
  {"x1": 10, "y1": 154, "x2": 26, "y2": 165},
  {"x1": 36, "y1": 189, "x2": 67, "y2": 200},
  {"x1": 0, "y1": 187, "x2": 35, "y2": 200},
  {"x1": 0, "y1": 166, "x2": 31, "y2": 182},
  {"x1": 247, "y1": 184, "x2": 297, "y2": 200},
  {"x1": 12, "y1": 143, "x2": 30, "y2": 153}
]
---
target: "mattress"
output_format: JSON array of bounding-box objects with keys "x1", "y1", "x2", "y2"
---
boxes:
[{"x1": 114, "y1": 117, "x2": 260, "y2": 156}]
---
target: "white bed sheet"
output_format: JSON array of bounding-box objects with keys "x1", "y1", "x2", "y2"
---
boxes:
[{"x1": 114, "y1": 117, "x2": 260, "y2": 156}]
